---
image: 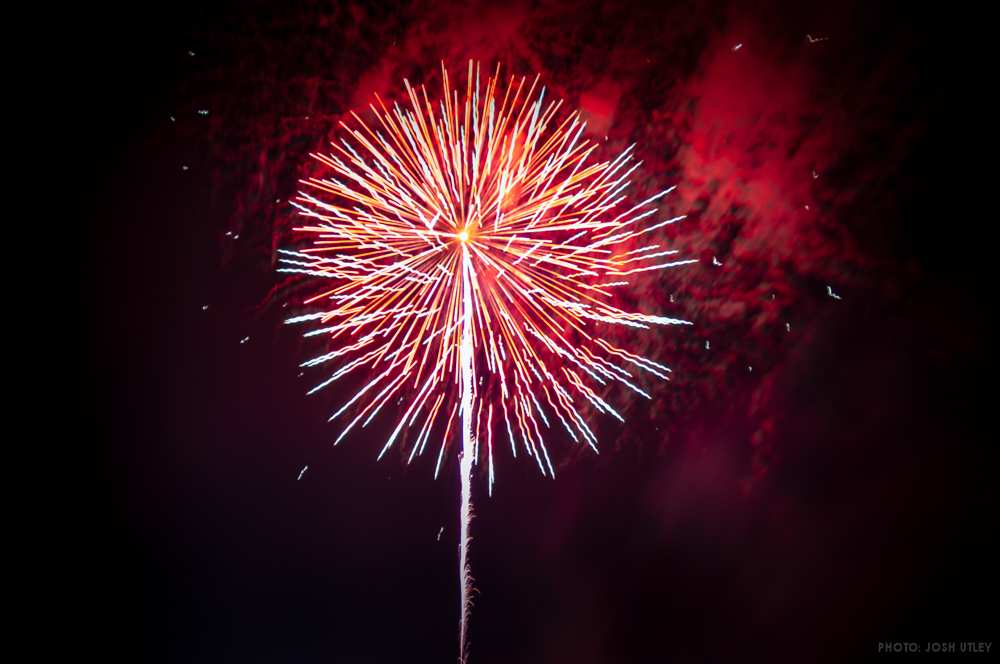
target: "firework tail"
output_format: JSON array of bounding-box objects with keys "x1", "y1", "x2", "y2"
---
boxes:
[{"x1": 458, "y1": 242, "x2": 476, "y2": 662}]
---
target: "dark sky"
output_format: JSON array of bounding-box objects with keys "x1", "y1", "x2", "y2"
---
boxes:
[{"x1": 80, "y1": 1, "x2": 994, "y2": 662}]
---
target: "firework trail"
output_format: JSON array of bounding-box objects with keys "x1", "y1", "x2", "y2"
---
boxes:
[{"x1": 280, "y1": 61, "x2": 695, "y2": 661}]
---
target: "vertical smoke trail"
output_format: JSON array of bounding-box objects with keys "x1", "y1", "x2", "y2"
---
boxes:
[{"x1": 458, "y1": 242, "x2": 476, "y2": 663}]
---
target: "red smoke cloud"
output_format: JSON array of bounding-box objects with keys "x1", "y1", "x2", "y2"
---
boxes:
[{"x1": 173, "y1": 0, "x2": 931, "y2": 491}]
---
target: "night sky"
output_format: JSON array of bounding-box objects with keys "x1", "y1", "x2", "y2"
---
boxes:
[{"x1": 81, "y1": 1, "x2": 994, "y2": 661}]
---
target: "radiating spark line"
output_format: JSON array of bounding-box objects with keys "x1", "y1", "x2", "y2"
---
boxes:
[{"x1": 282, "y1": 62, "x2": 693, "y2": 662}]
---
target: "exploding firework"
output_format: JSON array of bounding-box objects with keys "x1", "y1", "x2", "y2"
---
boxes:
[{"x1": 280, "y1": 61, "x2": 695, "y2": 661}]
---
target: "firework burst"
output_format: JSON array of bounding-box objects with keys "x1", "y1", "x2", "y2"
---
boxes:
[{"x1": 280, "y1": 61, "x2": 695, "y2": 661}]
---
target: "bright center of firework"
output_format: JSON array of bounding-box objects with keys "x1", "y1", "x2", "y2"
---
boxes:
[{"x1": 457, "y1": 229, "x2": 469, "y2": 243}]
